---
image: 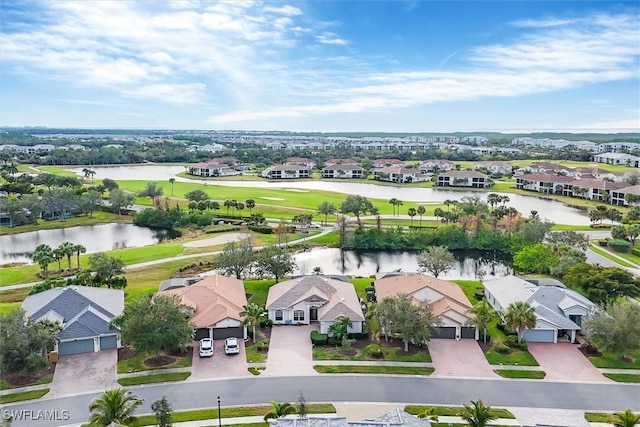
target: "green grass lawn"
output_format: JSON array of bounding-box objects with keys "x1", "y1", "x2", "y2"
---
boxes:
[
  {"x1": 452, "y1": 280, "x2": 483, "y2": 305},
  {"x1": 117, "y1": 372, "x2": 190, "y2": 386},
  {"x1": 135, "y1": 404, "x2": 336, "y2": 426},
  {"x1": 404, "y1": 405, "x2": 515, "y2": 419},
  {"x1": 603, "y1": 373, "x2": 640, "y2": 383},
  {"x1": 245, "y1": 339, "x2": 269, "y2": 363},
  {"x1": 483, "y1": 319, "x2": 539, "y2": 366},
  {"x1": 588, "y1": 245, "x2": 636, "y2": 268},
  {"x1": 0, "y1": 211, "x2": 131, "y2": 236},
  {"x1": 587, "y1": 349, "x2": 640, "y2": 369},
  {"x1": 117, "y1": 350, "x2": 193, "y2": 374},
  {"x1": 585, "y1": 411, "x2": 640, "y2": 423},
  {"x1": 0, "y1": 389, "x2": 49, "y2": 404},
  {"x1": 494, "y1": 369, "x2": 546, "y2": 379},
  {"x1": 244, "y1": 279, "x2": 277, "y2": 306},
  {"x1": 314, "y1": 365, "x2": 434, "y2": 375},
  {"x1": 313, "y1": 342, "x2": 431, "y2": 362}
]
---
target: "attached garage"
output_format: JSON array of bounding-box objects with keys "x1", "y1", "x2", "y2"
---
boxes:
[
  {"x1": 100, "y1": 335, "x2": 118, "y2": 350},
  {"x1": 195, "y1": 328, "x2": 210, "y2": 341},
  {"x1": 523, "y1": 329, "x2": 556, "y2": 343},
  {"x1": 213, "y1": 326, "x2": 243, "y2": 340},
  {"x1": 58, "y1": 339, "x2": 94, "y2": 355},
  {"x1": 431, "y1": 327, "x2": 456, "y2": 339},
  {"x1": 460, "y1": 327, "x2": 476, "y2": 339}
]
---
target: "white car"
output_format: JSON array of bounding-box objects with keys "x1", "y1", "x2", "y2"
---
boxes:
[
  {"x1": 199, "y1": 338, "x2": 213, "y2": 357},
  {"x1": 224, "y1": 337, "x2": 240, "y2": 355}
]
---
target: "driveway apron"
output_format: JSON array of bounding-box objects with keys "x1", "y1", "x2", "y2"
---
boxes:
[
  {"x1": 263, "y1": 324, "x2": 318, "y2": 376},
  {"x1": 49, "y1": 349, "x2": 118, "y2": 397},
  {"x1": 190, "y1": 340, "x2": 249, "y2": 380},
  {"x1": 527, "y1": 342, "x2": 611, "y2": 382},
  {"x1": 428, "y1": 339, "x2": 498, "y2": 377}
]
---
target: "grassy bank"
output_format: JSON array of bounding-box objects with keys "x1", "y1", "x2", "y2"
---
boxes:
[
  {"x1": 494, "y1": 369, "x2": 546, "y2": 379},
  {"x1": 117, "y1": 372, "x2": 190, "y2": 386},
  {"x1": 0, "y1": 389, "x2": 49, "y2": 404}
]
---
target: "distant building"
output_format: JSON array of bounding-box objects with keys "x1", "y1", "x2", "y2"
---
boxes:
[
  {"x1": 436, "y1": 170, "x2": 490, "y2": 188},
  {"x1": 261, "y1": 164, "x2": 311, "y2": 179},
  {"x1": 593, "y1": 152, "x2": 640, "y2": 168},
  {"x1": 322, "y1": 163, "x2": 364, "y2": 179}
]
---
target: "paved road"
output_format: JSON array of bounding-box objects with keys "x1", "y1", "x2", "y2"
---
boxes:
[{"x1": 2, "y1": 376, "x2": 638, "y2": 427}]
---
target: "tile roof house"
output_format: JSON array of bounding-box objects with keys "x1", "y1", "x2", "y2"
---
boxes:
[
  {"x1": 286, "y1": 157, "x2": 316, "y2": 168},
  {"x1": 21, "y1": 287, "x2": 124, "y2": 355},
  {"x1": 418, "y1": 159, "x2": 454, "y2": 174},
  {"x1": 269, "y1": 409, "x2": 431, "y2": 427},
  {"x1": 159, "y1": 275, "x2": 248, "y2": 340},
  {"x1": 266, "y1": 275, "x2": 365, "y2": 334},
  {"x1": 483, "y1": 275, "x2": 596, "y2": 343},
  {"x1": 261, "y1": 164, "x2": 311, "y2": 179},
  {"x1": 374, "y1": 273, "x2": 478, "y2": 340},
  {"x1": 188, "y1": 161, "x2": 242, "y2": 177}
]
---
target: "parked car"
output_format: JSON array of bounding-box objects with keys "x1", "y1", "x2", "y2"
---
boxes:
[
  {"x1": 224, "y1": 337, "x2": 240, "y2": 355},
  {"x1": 199, "y1": 338, "x2": 213, "y2": 357}
]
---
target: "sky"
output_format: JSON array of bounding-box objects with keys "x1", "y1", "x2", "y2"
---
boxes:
[{"x1": 1, "y1": 1, "x2": 639, "y2": 133}]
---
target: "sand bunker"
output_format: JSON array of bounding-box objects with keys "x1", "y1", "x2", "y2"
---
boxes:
[
  {"x1": 183, "y1": 232, "x2": 251, "y2": 248},
  {"x1": 284, "y1": 189, "x2": 309, "y2": 193},
  {"x1": 260, "y1": 197, "x2": 285, "y2": 201}
]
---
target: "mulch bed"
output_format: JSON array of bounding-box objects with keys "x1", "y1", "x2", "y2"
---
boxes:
[
  {"x1": 143, "y1": 355, "x2": 177, "y2": 368},
  {"x1": 118, "y1": 346, "x2": 137, "y2": 361},
  {"x1": 478, "y1": 341, "x2": 493, "y2": 353},
  {"x1": 2, "y1": 367, "x2": 53, "y2": 388}
]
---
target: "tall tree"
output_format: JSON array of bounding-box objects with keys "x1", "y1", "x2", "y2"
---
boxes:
[
  {"x1": 245, "y1": 199, "x2": 256, "y2": 215},
  {"x1": 317, "y1": 201, "x2": 337, "y2": 226},
  {"x1": 89, "y1": 253, "x2": 125, "y2": 286},
  {"x1": 513, "y1": 243, "x2": 559, "y2": 274},
  {"x1": 57, "y1": 241, "x2": 76, "y2": 270},
  {"x1": 340, "y1": 195, "x2": 377, "y2": 222},
  {"x1": 255, "y1": 245, "x2": 296, "y2": 283},
  {"x1": 33, "y1": 244, "x2": 54, "y2": 277},
  {"x1": 466, "y1": 300, "x2": 495, "y2": 343},
  {"x1": 328, "y1": 316, "x2": 353, "y2": 344},
  {"x1": 460, "y1": 400, "x2": 497, "y2": 427},
  {"x1": 79, "y1": 189, "x2": 102, "y2": 217},
  {"x1": 88, "y1": 388, "x2": 144, "y2": 427},
  {"x1": 73, "y1": 244, "x2": 87, "y2": 269},
  {"x1": 376, "y1": 294, "x2": 440, "y2": 352},
  {"x1": 563, "y1": 263, "x2": 640, "y2": 306},
  {"x1": 185, "y1": 189, "x2": 209, "y2": 202},
  {"x1": 504, "y1": 301, "x2": 537, "y2": 344},
  {"x1": 417, "y1": 246, "x2": 455, "y2": 278},
  {"x1": 417, "y1": 205, "x2": 426, "y2": 227},
  {"x1": 138, "y1": 182, "x2": 164, "y2": 204},
  {"x1": 109, "y1": 188, "x2": 135, "y2": 217},
  {"x1": 240, "y1": 303, "x2": 266, "y2": 344},
  {"x1": 151, "y1": 396, "x2": 174, "y2": 427},
  {"x1": 168, "y1": 178, "x2": 176, "y2": 196},
  {"x1": 407, "y1": 207, "x2": 417, "y2": 226},
  {"x1": 215, "y1": 239, "x2": 254, "y2": 279},
  {"x1": 112, "y1": 294, "x2": 194, "y2": 356},
  {"x1": 583, "y1": 299, "x2": 640, "y2": 360}
]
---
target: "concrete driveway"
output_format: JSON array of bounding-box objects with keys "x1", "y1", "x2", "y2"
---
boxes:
[
  {"x1": 428, "y1": 339, "x2": 498, "y2": 378},
  {"x1": 263, "y1": 324, "x2": 318, "y2": 376},
  {"x1": 49, "y1": 349, "x2": 118, "y2": 397},
  {"x1": 527, "y1": 342, "x2": 611, "y2": 382},
  {"x1": 190, "y1": 340, "x2": 249, "y2": 380}
]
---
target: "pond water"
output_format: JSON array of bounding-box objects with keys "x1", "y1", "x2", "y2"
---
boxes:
[
  {"x1": 0, "y1": 223, "x2": 173, "y2": 265},
  {"x1": 70, "y1": 165, "x2": 590, "y2": 225},
  {"x1": 293, "y1": 247, "x2": 511, "y2": 279}
]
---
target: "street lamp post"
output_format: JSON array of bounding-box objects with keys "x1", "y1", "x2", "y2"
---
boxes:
[{"x1": 218, "y1": 395, "x2": 222, "y2": 427}]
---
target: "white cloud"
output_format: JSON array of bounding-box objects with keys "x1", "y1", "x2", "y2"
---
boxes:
[
  {"x1": 316, "y1": 32, "x2": 348, "y2": 45},
  {"x1": 263, "y1": 5, "x2": 302, "y2": 16}
]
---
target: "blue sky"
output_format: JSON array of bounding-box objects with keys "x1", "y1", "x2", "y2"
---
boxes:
[{"x1": 1, "y1": 1, "x2": 639, "y2": 132}]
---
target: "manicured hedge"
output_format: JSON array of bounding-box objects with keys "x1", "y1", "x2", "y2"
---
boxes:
[
  {"x1": 348, "y1": 323, "x2": 370, "y2": 340},
  {"x1": 632, "y1": 248, "x2": 640, "y2": 257},
  {"x1": 249, "y1": 226, "x2": 273, "y2": 234},
  {"x1": 310, "y1": 331, "x2": 328, "y2": 345},
  {"x1": 608, "y1": 238, "x2": 631, "y2": 253}
]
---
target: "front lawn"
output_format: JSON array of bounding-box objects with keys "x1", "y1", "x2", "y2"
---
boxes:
[
  {"x1": 117, "y1": 347, "x2": 193, "y2": 374},
  {"x1": 603, "y1": 373, "x2": 640, "y2": 383},
  {"x1": 404, "y1": 405, "x2": 515, "y2": 419},
  {"x1": 315, "y1": 365, "x2": 434, "y2": 375},
  {"x1": 245, "y1": 339, "x2": 270, "y2": 363},
  {"x1": 0, "y1": 389, "x2": 49, "y2": 404},
  {"x1": 587, "y1": 349, "x2": 640, "y2": 369},
  {"x1": 117, "y1": 372, "x2": 190, "y2": 386},
  {"x1": 484, "y1": 347, "x2": 539, "y2": 366},
  {"x1": 494, "y1": 369, "x2": 546, "y2": 379},
  {"x1": 313, "y1": 341, "x2": 431, "y2": 362}
]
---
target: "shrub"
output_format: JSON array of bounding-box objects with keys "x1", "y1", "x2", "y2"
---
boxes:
[
  {"x1": 260, "y1": 318, "x2": 273, "y2": 328},
  {"x1": 368, "y1": 345, "x2": 385, "y2": 359},
  {"x1": 597, "y1": 239, "x2": 609, "y2": 247},
  {"x1": 632, "y1": 248, "x2": 640, "y2": 257},
  {"x1": 474, "y1": 287, "x2": 485, "y2": 300},
  {"x1": 248, "y1": 226, "x2": 273, "y2": 234},
  {"x1": 608, "y1": 238, "x2": 631, "y2": 253},
  {"x1": 504, "y1": 335, "x2": 521, "y2": 348},
  {"x1": 310, "y1": 330, "x2": 328, "y2": 346},
  {"x1": 348, "y1": 323, "x2": 370, "y2": 340},
  {"x1": 495, "y1": 344, "x2": 510, "y2": 354},
  {"x1": 519, "y1": 342, "x2": 528, "y2": 351}
]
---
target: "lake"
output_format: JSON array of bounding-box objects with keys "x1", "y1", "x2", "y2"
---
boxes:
[
  {"x1": 0, "y1": 223, "x2": 172, "y2": 265},
  {"x1": 70, "y1": 165, "x2": 591, "y2": 225}
]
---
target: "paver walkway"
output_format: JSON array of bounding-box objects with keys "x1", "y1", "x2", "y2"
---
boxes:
[
  {"x1": 49, "y1": 349, "x2": 118, "y2": 397},
  {"x1": 528, "y1": 342, "x2": 611, "y2": 382},
  {"x1": 428, "y1": 339, "x2": 498, "y2": 377},
  {"x1": 263, "y1": 324, "x2": 318, "y2": 376}
]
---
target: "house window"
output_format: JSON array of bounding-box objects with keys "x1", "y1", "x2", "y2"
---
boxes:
[
  {"x1": 293, "y1": 310, "x2": 304, "y2": 321},
  {"x1": 275, "y1": 310, "x2": 283, "y2": 321}
]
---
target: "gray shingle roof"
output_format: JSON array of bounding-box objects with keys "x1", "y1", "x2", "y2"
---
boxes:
[
  {"x1": 30, "y1": 288, "x2": 113, "y2": 321},
  {"x1": 531, "y1": 302, "x2": 581, "y2": 330},
  {"x1": 58, "y1": 309, "x2": 114, "y2": 340}
]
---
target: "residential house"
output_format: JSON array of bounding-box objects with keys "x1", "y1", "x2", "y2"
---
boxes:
[
  {"x1": 286, "y1": 157, "x2": 316, "y2": 168},
  {"x1": 472, "y1": 161, "x2": 513, "y2": 176},
  {"x1": 436, "y1": 171, "x2": 490, "y2": 188},
  {"x1": 269, "y1": 409, "x2": 431, "y2": 427},
  {"x1": 568, "y1": 179, "x2": 627, "y2": 202},
  {"x1": 21, "y1": 287, "x2": 124, "y2": 355},
  {"x1": 611, "y1": 185, "x2": 640, "y2": 206},
  {"x1": 593, "y1": 152, "x2": 640, "y2": 168},
  {"x1": 515, "y1": 173, "x2": 576, "y2": 195},
  {"x1": 373, "y1": 166, "x2": 429, "y2": 183},
  {"x1": 418, "y1": 159, "x2": 454, "y2": 174},
  {"x1": 374, "y1": 273, "x2": 478, "y2": 340},
  {"x1": 322, "y1": 163, "x2": 364, "y2": 179},
  {"x1": 159, "y1": 275, "x2": 248, "y2": 341},
  {"x1": 373, "y1": 159, "x2": 405, "y2": 168},
  {"x1": 483, "y1": 275, "x2": 596, "y2": 342},
  {"x1": 188, "y1": 161, "x2": 242, "y2": 177},
  {"x1": 261, "y1": 164, "x2": 311, "y2": 179},
  {"x1": 265, "y1": 275, "x2": 365, "y2": 334},
  {"x1": 521, "y1": 163, "x2": 573, "y2": 175},
  {"x1": 323, "y1": 158, "x2": 358, "y2": 166}
]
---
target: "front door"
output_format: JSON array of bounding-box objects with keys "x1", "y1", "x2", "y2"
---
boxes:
[{"x1": 310, "y1": 308, "x2": 318, "y2": 321}]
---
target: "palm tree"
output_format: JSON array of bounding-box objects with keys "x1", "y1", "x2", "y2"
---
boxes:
[
  {"x1": 240, "y1": 303, "x2": 266, "y2": 344},
  {"x1": 168, "y1": 178, "x2": 175, "y2": 196},
  {"x1": 245, "y1": 199, "x2": 255, "y2": 215},
  {"x1": 317, "y1": 201, "x2": 337, "y2": 226},
  {"x1": 53, "y1": 247, "x2": 64, "y2": 271},
  {"x1": 33, "y1": 244, "x2": 54, "y2": 277},
  {"x1": 417, "y1": 205, "x2": 426, "y2": 227},
  {"x1": 88, "y1": 388, "x2": 144, "y2": 426},
  {"x1": 58, "y1": 241, "x2": 76, "y2": 270},
  {"x1": 328, "y1": 315, "x2": 352, "y2": 344},
  {"x1": 236, "y1": 201, "x2": 245, "y2": 217},
  {"x1": 407, "y1": 207, "x2": 416, "y2": 226},
  {"x1": 263, "y1": 401, "x2": 296, "y2": 421},
  {"x1": 613, "y1": 409, "x2": 640, "y2": 427},
  {"x1": 460, "y1": 400, "x2": 497, "y2": 427},
  {"x1": 504, "y1": 301, "x2": 537, "y2": 344},
  {"x1": 389, "y1": 198, "x2": 398, "y2": 216},
  {"x1": 466, "y1": 300, "x2": 495, "y2": 343},
  {"x1": 73, "y1": 244, "x2": 87, "y2": 270},
  {"x1": 416, "y1": 407, "x2": 439, "y2": 422}
]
